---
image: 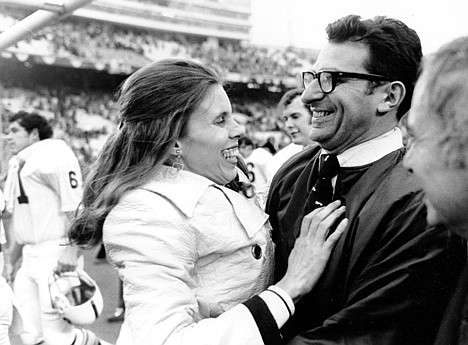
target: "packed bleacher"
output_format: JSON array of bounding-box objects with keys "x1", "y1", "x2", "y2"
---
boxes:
[
  {"x1": 0, "y1": 82, "x2": 287, "y2": 173},
  {"x1": 0, "y1": 4, "x2": 309, "y2": 172},
  {"x1": 0, "y1": 9, "x2": 317, "y2": 79},
  {"x1": 0, "y1": 84, "x2": 117, "y2": 171}
]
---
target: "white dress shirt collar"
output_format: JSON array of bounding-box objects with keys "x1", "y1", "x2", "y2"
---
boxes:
[{"x1": 322, "y1": 127, "x2": 404, "y2": 168}]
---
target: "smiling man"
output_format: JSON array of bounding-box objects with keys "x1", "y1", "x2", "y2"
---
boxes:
[{"x1": 265, "y1": 15, "x2": 466, "y2": 345}]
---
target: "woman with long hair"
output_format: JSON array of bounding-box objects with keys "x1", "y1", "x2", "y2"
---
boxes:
[{"x1": 69, "y1": 59, "x2": 347, "y2": 345}]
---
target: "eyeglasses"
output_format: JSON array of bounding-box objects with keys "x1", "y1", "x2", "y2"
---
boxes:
[{"x1": 301, "y1": 70, "x2": 392, "y2": 94}]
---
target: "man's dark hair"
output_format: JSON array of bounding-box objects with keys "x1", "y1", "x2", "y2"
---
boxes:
[
  {"x1": 278, "y1": 88, "x2": 305, "y2": 108},
  {"x1": 9, "y1": 111, "x2": 53, "y2": 140},
  {"x1": 277, "y1": 87, "x2": 311, "y2": 117},
  {"x1": 326, "y1": 15, "x2": 423, "y2": 119}
]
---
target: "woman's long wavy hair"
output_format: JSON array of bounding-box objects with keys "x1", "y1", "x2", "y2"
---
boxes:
[{"x1": 69, "y1": 59, "x2": 223, "y2": 247}]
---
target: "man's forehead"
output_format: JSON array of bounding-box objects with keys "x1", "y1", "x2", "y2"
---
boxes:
[
  {"x1": 313, "y1": 41, "x2": 370, "y2": 72},
  {"x1": 284, "y1": 96, "x2": 305, "y2": 111}
]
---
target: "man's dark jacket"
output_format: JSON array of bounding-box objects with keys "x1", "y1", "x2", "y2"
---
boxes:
[
  {"x1": 434, "y1": 263, "x2": 468, "y2": 345},
  {"x1": 266, "y1": 145, "x2": 466, "y2": 345}
]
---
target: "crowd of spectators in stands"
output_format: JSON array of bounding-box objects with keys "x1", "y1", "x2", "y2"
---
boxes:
[
  {"x1": 0, "y1": 10, "x2": 317, "y2": 79},
  {"x1": 0, "y1": 4, "x2": 304, "y2": 173},
  {"x1": 0, "y1": 83, "x2": 286, "y2": 175},
  {"x1": 0, "y1": 84, "x2": 117, "y2": 174}
]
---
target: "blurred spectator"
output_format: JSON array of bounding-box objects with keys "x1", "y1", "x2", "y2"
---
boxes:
[{"x1": 266, "y1": 88, "x2": 317, "y2": 180}]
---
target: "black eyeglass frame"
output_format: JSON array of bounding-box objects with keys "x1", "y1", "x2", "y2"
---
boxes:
[{"x1": 301, "y1": 70, "x2": 392, "y2": 94}]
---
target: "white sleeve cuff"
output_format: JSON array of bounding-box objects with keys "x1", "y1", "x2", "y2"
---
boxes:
[
  {"x1": 268, "y1": 285, "x2": 295, "y2": 315},
  {"x1": 259, "y1": 285, "x2": 295, "y2": 328}
]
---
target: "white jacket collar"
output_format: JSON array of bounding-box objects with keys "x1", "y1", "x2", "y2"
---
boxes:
[
  {"x1": 143, "y1": 167, "x2": 268, "y2": 238},
  {"x1": 145, "y1": 167, "x2": 210, "y2": 217}
]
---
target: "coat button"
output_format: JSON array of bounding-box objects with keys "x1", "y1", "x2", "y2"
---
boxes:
[{"x1": 251, "y1": 244, "x2": 262, "y2": 259}]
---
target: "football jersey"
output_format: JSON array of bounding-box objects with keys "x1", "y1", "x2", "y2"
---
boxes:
[
  {"x1": 0, "y1": 189, "x2": 5, "y2": 246},
  {"x1": 244, "y1": 148, "x2": 273, "y2": 195},
  {"x1": 265, "y1": 143, "x2": 303, "y2": 182},
  {"x1": 8, "y1": 139, "x2": 83, "y2": 244}
]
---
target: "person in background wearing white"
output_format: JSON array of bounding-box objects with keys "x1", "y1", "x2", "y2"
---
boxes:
[
  {"x1": 2, "y1": 112, "x2": 100, "y2": 345},
  {"x1": 238, "y1": 136, "x2": 273, "y2": 198},
  {"x1": 0, "y1": 189, "x2": 13, "y2": 345}
]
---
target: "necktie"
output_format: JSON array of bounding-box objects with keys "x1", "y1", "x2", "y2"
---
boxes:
[{"x1": 305, "y1": 154, "x2": 340, "y2": 212}]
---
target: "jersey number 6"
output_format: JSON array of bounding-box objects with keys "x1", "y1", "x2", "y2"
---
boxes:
[{"x1": 69, "y1": 171, "x2": 79, "y2": 189}]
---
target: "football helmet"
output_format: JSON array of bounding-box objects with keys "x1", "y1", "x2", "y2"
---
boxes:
[{"x1": 49, "y1": 269, "x2": 104, "y2": 325}]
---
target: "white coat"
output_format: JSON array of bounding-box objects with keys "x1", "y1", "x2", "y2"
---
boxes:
[{"x1": 104, "y1": 167, "x2": 275, "y2": 345}]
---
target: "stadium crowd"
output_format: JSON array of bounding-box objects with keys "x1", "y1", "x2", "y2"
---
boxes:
[
  {"x1": 0, "y1": 82, "x2": 287, "y2": 174},
  {"x1": 0, "y1": 3, "x2": 311, "y2": 172},
  {"x1": 0, "y1": 10, "x2": 317, "y2": 79}
]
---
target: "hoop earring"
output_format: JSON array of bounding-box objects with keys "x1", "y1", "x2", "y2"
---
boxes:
[{"x1": 172, "y1": 148, "x2": 184, "y2": 171}]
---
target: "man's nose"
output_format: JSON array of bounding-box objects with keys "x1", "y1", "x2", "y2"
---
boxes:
[{"x1": 301, "y1": 80, "x2": 326, "y2": 105}]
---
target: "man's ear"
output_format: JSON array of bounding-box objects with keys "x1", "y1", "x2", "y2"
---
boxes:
[
  {"x1": 29, "y1": 128, "x2": 40, "y2": 141},
  {"x1": 377, "y1": 81, "x2": 406, "y2": 114}
]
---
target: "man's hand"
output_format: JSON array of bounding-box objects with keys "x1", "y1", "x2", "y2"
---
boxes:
[
  {"x1": 2, "y1": 258, "x2": 16, "y2": 284},
  {"x1": 2, "y1": 243, "x2": 23, "y2": 284}
]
